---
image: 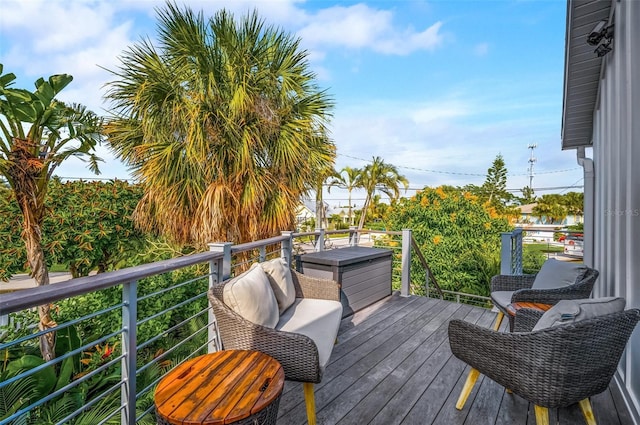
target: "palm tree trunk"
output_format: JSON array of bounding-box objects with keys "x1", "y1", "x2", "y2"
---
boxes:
[
  {"x1": 24, "y1": 223, "x2": 57, "y2": 362},
  {"x1": 357, "y1": 197, "x2": 370, "y2": 230},
  {"x1": 347, "y1": 190, "x2": 353, "y2": 226}
]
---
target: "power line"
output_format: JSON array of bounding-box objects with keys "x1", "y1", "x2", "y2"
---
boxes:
[{"x1": 337, "y1": 153, "x2": 580, "y2": 177}]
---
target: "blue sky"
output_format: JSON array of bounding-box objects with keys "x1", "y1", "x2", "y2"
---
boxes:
[{"x1": 0, "y1": 0, "x2": 583, "y2": 208}]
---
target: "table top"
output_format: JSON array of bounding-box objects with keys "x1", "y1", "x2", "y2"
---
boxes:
[
  {"x1": 506, "y1": 301, "x2": 552, "y2": 316},
  {"x1": 155, "y1": 350, "x2": 284, "y2": 425}
]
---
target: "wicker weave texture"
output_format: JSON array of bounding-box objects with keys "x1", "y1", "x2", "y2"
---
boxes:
[
  {"x1": 449, "y1": 309, "x2": 640, "y2": 408},
  {"x1": 491, "y1": 268, "x2": 599, "y2": 332},
  {"x1": 208, "y1": 269, "x2": 341, "y2": 383}
]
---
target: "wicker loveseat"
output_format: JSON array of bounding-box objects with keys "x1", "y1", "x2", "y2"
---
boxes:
[
  {"x1": 449, "y1": 297, "x2": 640, "y2": 425},
  {"x1": 208, "y1": 258, "x2": 343, "y2": 425}
]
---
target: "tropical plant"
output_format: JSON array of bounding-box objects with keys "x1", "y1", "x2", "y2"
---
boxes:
[
  {"x1": 312, "y1": 161, "x2": 337, "y2": 230},
  {"x1": 0, "y1": 65, "x2": 103, "y2": 361},
  {"x1": 562, "y1": 191, "x2": 584, "y2": 217},
  {"x1": 327, "y1": 166, "x2": 362, "y2": 226},
  {"x1": 355, "y1": 156, "x2": 408, "y2": 229},
  {"x1": 533, "y1": 194, "x2": 568, "y2": 224},
  {"x1": 103, "y1": 4, "x2": 335, "y2": 247},
  {"x1": 0, "y1": 179, "x2": 146, "y2": 279},
  {"x1": 384, "y1": 186, "x2": 511, "y2": 296}
]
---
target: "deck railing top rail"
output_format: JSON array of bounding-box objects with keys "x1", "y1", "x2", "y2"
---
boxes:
[{"x1": 0, "y1": 250, "x2": 224, "y2": 316}]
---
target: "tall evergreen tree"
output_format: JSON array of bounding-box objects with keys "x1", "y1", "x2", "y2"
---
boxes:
[{"x1": 482, "y1": 154, "x2": 512, "y2": 209}]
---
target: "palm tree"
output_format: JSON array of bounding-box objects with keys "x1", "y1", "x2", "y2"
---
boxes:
[
  {"x1": 533, "y1": 194, "x2": 568, "y2": 224},
  {"x1": 355, "y1": 156, "x2": 408, "y2": 230},
  {"x1": 327, "y1": 166, "x2": 361, "y2": 226},
  {"x1": 0, "y1": 66, "x2": 103, "y2": 361},
  {"x1": 104, "y1": 4, "x2": 334, "y2": 247}
]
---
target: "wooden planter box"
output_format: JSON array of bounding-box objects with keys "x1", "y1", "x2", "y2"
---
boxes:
[{"x1": 300, "y1": 246, "x2": 392, "y2": 317}]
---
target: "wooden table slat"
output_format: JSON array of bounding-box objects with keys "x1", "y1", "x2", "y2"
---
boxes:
[
  {"x1": 204, "y1": 352, "x2": 271, "y2": 424},
  {"x1": 155, "y1": 351, "x2": 233, "y2": 405},
  {"x1": 179, "y1": 351, "x2": 256, "y2": 425},
  {"x1": 155, "y1": 350, "x2": 283, "y2": 425},
  {"x1": 158, "y1": 351, "x2": 250, "y2": 423}
]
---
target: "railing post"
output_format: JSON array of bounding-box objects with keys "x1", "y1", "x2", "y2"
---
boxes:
[
  {"x1": 208, "y1": 242, "x2": 232, "y2": 354},
  {"x1": 500, "y1": 229, "x2": 524, "y2": 275},
  {"x1": 259, "y1": 246, "x2": 266, "y2": 263},
  {"x1": 314, "y1": 228, "x2": 325, "y2": 252},
  {"x1": 281, "y1": 231, "x2": 294, "y2": 266},
  {"x1": 500, "y1": 232, "x2": 513, "y2": 275},
  {"x1": 513, "y1": 228, "x2": 523, "y2": 275},
  {"x1": 121, "y1": 280, "x2": 137, "y2": 425},
  {"x1": 349, "y1": 226, "x2": 358, "y2": 246},
  {"x1": 401, "y1": 229, "x2": 412, "y2": 297}
]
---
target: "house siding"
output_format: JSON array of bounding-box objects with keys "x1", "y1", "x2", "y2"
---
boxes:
[{"x1": 590, "y1": 0, "x2": 640, "y2": 420}]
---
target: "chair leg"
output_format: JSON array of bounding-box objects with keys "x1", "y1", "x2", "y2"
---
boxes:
[
  {"x1": 579, "y1": 398, "x2": 597, "y2": 425},
  {"x1": 493, "y1": 311, "x2": 505, "y2": 331},
  {"x1": 456, "y1": 368, "x2": 480, "y2": 410},
  {"x1": 303, "y1": 382, "x2": 316, "y2": 425},
  {"x1": 534, "y1": 405, "x2": 549, "y2": 425}
]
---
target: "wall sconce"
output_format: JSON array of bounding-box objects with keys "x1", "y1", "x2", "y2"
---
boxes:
[{"x1": 586, "y1": 20, "x2": 614, "y2": 57}]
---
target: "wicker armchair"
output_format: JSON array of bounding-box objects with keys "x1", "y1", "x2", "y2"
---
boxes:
[
  {"x1": 491, "y1": 266, "x2": 599, "y2": 331},
  {"x1": 208, "y1": 269, "x2": 341, "y2": 425},
  {"x1": 449, "y1": 308, "x2": 640, "y2": 425}
]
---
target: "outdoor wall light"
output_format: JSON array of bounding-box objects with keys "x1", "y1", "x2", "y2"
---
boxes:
[{"x1": 586, "y1": 20, "x2": 614, "y2": 57}]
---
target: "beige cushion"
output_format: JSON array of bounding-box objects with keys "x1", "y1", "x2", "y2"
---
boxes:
[
  {"x1": 531, "y1": 259, "x2": 588, "y2": 290},
  {"x1": 223, "y1": 263, "x2": 279, "y2": 328},
  {"x1": 260, "y1": 258, "x2": 296, "y2": 314},
  {"x1": 532, "y1": 297, "x2": 626, "y2": 331},
  {"x1": 276, "y1": 298, "x2": 343, "y2": 370}
]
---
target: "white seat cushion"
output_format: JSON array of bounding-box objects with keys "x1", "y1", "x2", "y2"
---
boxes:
[
  {"x1": 276, "y1": 298, "x2": 343, "y2": 370},
  {"x1": 531, "y1": 259, "x2": 588, "y2": 290},
  {"x1": 260, "y1": 258, "x2": 296, "y2": 314},
  {"x1": 491, "y1": 291, "x2": 514, "y2": 310},
  {"x1": 532, "y1": 297, "x2": 626, "y2": 331},
  {"x1": 223, "y1": 263, "x2": 279, "y2": 328}
]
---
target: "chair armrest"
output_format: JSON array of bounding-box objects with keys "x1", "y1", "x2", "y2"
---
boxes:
[
  {"x1": 291, "y1": 270, "x2": 341, "y2": 302},
  {"x1": 512, "y1": 308, "x2": 545, "y2": 332},
  {"x1": 511, "y1": 278, "x2": 594, "y2": 305},
  {"x1": 208, "y1": 290, "x2": 322, "y2": 383},
  {"x1": 490, "y1": 274, "x2": 536, "y2": 292}
]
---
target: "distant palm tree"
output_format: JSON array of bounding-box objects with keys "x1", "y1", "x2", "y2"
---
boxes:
[
  {"x1": 356, "y1": 157, "x2": 408, "y2": 230},
  {"x1": 533, "y1": 194, "x2": 567, "y2": 224},
  {"x1": 104, "y1": 4, "x2": 334, "y2": 246},
  {"x1": 0, "y1": 66, "x2": 103, "y2": 361},
  {"x1": 327, "y1": 166, "x2": 361, "y2": 226}
]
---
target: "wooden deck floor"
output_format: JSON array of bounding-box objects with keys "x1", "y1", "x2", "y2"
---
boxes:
[{"x1": 276, "y1": 294, "x2": 634, "y2": 425}]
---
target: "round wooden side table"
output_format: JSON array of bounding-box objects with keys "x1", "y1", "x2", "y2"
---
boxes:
[{"x1": 155, "y1": 350, "x2": 284, "y2": 425}]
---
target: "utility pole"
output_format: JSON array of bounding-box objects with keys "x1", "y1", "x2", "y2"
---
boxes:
[{"x1": 527, "y1": 143, "x2": 537, "y2": 189}]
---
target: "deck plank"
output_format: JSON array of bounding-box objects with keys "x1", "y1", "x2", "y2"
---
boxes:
[{"x1": 274, "y1": 296, "x2": 634, "y2": 425}]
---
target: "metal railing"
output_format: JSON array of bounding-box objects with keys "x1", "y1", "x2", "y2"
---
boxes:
[
  {"x1": 0, "y1": 229, "x2": 493, "y2": 424},
  {"x1": 501, "y1": 228, "x2": 524, "y2": 275}
]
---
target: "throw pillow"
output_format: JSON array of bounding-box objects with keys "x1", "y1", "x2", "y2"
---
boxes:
[
  {"x1": 223, "y1": 263, "x2": 279, "y2": 328},
  {"x1": 532, "y1": 297, "x2": 626, "y2": 331},
  {"x1": 531, "y1": 258, "x2": 588, "y2": 290},
  {"x1": 260, "y1": 258, "x2": 297, "y2": 314}
]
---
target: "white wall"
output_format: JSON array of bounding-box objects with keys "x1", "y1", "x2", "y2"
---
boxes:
[{"x1": 591, "y1": 0, "x2": 640, "y2": 419}]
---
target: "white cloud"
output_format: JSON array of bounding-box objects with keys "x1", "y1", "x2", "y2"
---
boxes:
[
  {"x1": 298, "y1": 4, "x2": 444, "y2": 55},
  {"x1": 474, "y1": 42, "x2": 490, "y2": 56}
]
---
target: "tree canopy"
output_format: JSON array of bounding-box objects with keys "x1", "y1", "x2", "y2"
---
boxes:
[
  {"x1": 355, "y1": 156, "x2": 408, "y2": 229},
  {"x1": 385, "y1": 186, "x2": 511, "y2": 296},
  {"x1": 104, "y1": 4, "x2": 335, "y2": 247}
]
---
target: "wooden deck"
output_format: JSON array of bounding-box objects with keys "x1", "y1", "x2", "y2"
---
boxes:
[{"x1": 276, "y1": 294, "x2": 634, "y2": 425}]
